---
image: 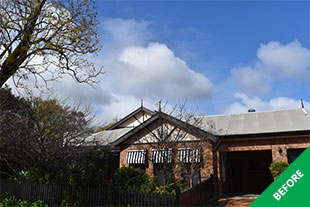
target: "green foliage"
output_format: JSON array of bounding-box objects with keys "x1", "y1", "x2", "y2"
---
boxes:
[
  {"x1": 60, "y1": 191, "x2": 83, "y2": 207},
  {"x1": 0, "y1": 0, "x2": 103, "y2": 87},
  {"x1": 1, "y1": 88, "x2": 113, "y2": 189},
  {"x1": 112, "y1": 166, "x2": 155, "y2": 192},
  {"x1": 0, "y1": 87, "x2": 36, "y2": 178},
  {"x1": 17, "y1": 147, "x2": 118, "y2": 187},
  {"x1": 0, "y1": 194, "x2": 47, "y2": 207},
  {"x1": 269, "y1": 161, "x2": 289, "y2": 179},
  {"x1": 1, "y1": 87, "x2": 108, "y2": 183},
  {"x1": 155, "y1": 178, "x2": 187, "y2": 195}
]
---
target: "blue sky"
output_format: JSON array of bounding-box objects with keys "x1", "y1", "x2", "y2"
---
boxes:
[
  {"x1": 88, "y1": 0, "x2": 310, "y2": 120},
  {"x1": 12, "y1": 0, "x2": 310, "y2": 122}
]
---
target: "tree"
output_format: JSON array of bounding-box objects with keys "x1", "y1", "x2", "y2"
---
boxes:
[
  {"x1": 0, "y1": 86, "x2": 36, "y2": 177},
  {"x1": 18, "y1": 146, "x2": 118, "y2": 187},
  {"x1": 0, "y1": 0, "x2": 102, "y2": 88},
  {"x1": 0, "y1": 87, "x2": 97, "y2": 178}
]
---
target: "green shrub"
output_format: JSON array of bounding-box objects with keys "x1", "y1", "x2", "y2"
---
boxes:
[
  {"x1": 112, "y1": 166, "x2": 155, "y2": 192},
  {"x1": 60, "y1": 191, "x2": 83, "y2": 207},
  {"x1": 155, "y1": 178, "x2": 187, "y2": 195},
  {"x1": 269, "y1": 161, "x2": 289, "y2": 179},
  {"x1": 17, "y1": 147, "x2": 118, "y2": 187},
  {"x1": 0, "y1": 194, "x2": 48, "y2": 207}
]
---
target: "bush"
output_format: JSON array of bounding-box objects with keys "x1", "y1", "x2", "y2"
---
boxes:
[
  {"x1": 269, "y1": 161, "x2": 289, "y2": 179},
  {"x1": 155, "y1": 178, "x2": 187, "y2": 195},
  {"x1": 60, "y1": 191, "x2": 83, "y2": 207},
  {"x1": 17, "y1": 147, "x2": 118, "y2": 187},
  {"x1": 0, "y1": 194, "x2": 48, "y2": 207},
  {"x1": 112, "y1": 166, "x2": 155, "y2": 192}
]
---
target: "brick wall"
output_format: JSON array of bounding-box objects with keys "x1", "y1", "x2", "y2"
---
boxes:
[
  {"x1": 119, "y1": 141, "x2": 214, "y2": 181},
  {"x1": 215, "y1": 135, "x2": 310, "y2": 196},
  {"x1": 218, "y1": 136, "x2": 310, "y2": 162},
  {"x1": 119, "y1": 132, "x2": 310, "y2": 196}
]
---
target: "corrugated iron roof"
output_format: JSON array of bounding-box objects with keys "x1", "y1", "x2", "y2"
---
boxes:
[
  {"x1": 200, "y1": 108, "x2": 310, "y2": 136},
  {"x1": 84, "y1": 128, "x2": 131, "y2": 146}
]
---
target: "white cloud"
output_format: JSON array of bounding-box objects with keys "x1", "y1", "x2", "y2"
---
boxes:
[
  {"x1": 98, "y1": 94, "x2": 159, "y2": 121},
  {"x1": 225, "y1": 93, "x2": 310, "y2": 114},
  {"x1": 102, "y1": 18, "x2": 151, "y2": 48},
  {"x1": 93, "y1": 18, "x2": 213, "y2": 120},
  {"x1": 257, "y1": 41, "x2": 310, "y2": 79},
  {"x1": 230, "y1": 66, "x2": 271, "y2": 94},
  {"x1": 7, "y1": 18, "x2": 213, "y2": 123},
  {"x1": 110, "y1": 42, "x2": 213, "y2": 100},
  {"x1": 231, "y1": 40, "x2": 310, "y2": 94}
]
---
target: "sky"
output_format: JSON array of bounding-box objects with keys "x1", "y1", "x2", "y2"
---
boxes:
[{"x1": 9, "y1": 0, "x2": 310, "y2": 122}]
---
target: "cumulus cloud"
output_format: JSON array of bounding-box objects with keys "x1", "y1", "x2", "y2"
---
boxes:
[
  {"x1": 225, "y1": 93, "x2": 310, "y2": 114},
  {"x1": 257, "y1": 41, "x2": 310, "y2": 78},
  {"x1": 230, "y1": 66, "x2": 271, "y2": 94},
  {"x1": 231, "y1": 40, "x2": 310, "y2": 94},
  {"x1": 93, "y1": 18, "x2": 213, "y2": 120},
  {"x1": 109, "y1": 42, "x2": 213, "y2": 100},
  {"x1": 98, "y1": 94, "x2": 159, "y2": 121},
  {"x1": 102, "y1": 18, "x2": 151, "y2": 50},
  {"x1": 9, "y1": 18, "x2": 213, "y2": 122}
]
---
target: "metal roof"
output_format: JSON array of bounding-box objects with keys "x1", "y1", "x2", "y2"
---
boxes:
[
  {"x1": 86, "y1": 108, "x2": 310, "y2": 146},
  {"x1": 111, "y1": 112, "x2": 218, "y2": 147},
  {"x1": 200, "y1": 108, "x2": 310, "y2": 136},
  {"x1": 84, "y1": 128, "x2": 131, "y2": 146}
]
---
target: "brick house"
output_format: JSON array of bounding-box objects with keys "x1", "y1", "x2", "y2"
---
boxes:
[{"x1": 89, "y1": 106, "x2": 310, "y2": 196}]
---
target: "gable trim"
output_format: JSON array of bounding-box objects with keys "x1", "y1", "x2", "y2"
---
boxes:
[
  {"x1": 108, "y1": 106, "x2": 155, "y2": 130},
  {"x1": 110, "y1": 112, "x2": 218, "y2": 148}
]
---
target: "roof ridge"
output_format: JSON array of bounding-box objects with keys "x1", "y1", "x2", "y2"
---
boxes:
[{"x1": 198, "y1": 108, "x2": 304, "y2": 118}]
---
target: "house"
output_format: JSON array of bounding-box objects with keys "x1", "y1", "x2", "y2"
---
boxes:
[
  {"x1": 88, "y1": 106, "x2": 310, "y2": 196},
  {"x1": 201, "y1": 108, "x2": 310, "y2": 196}
]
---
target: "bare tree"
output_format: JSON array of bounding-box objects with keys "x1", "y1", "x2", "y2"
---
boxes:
[
  {"x1": 0, "y1": 0, "x2": 103, "y2": 88},
  {"x1": 135, "y1": 102, "x2": 215, "y2": 189}
]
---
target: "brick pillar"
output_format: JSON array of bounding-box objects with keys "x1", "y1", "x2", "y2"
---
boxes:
[
  {"x1": 173, "y1": 148, "x2": 182, "y2": 179},
  {"x1": 201, "y1": 144, "x2": 213, "y2": 181},
  {"x1": 272, "y1": 145, "x2": 288, "y2": 162},
  {"x1": 119, "y1": 149, "x2": 129, "y2": 168},
  {"x1": 214, "y1": 150, "x2": 222, "y2": 197},
  {"x1": 146, "y1": 150, "x2": 154, "y2": 176}
]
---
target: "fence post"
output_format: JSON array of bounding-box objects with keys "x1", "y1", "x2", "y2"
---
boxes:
[{"x1": 174, "y1": 188, "x2": 180, "y2": 207}]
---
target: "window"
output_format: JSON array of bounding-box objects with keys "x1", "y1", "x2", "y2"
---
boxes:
[
  {"x1": 178, "y1": 148, "x2": 201, "y2": 187},
  {"x1": 152, "y1": 149, "x2": 172, "y2": 164},
  {"x1": 126, "y1": 150, "x2": 147, "y2": 171},
  {"x1": 152, "y1": 149, "x2": 173, "y2": 186},
  {"x1": 178, "y1": 148, "x2": 201, "y2": 163},
  {"x1": 126, "y1": 149, "x2": 147, "y2": 164}
]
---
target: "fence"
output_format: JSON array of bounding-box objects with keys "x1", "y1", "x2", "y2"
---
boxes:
[
  {"x1": 0, "y1": 179, "x2": 178, "y2": 206},
  {"x1": 179, "y1": 175, "x2": 215, "y2": 206}
]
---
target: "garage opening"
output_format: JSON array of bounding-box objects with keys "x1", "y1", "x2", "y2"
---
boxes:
[{"x1": 221, "y1": 150, "x2": 273, "y2": 195}]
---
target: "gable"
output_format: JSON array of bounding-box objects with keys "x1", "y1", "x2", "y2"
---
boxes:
[
  {"x1": 133, "y1": 121, "x2": 203, "y2": 144},
  {"x1": 116, "y1": 111, "x2": 153, "y2": 129},
  {"x1": 108, "y1": 107, "x2": 154, "y2": 129},
  {"x1": 111, "y1": 112, "x2": 217, "y2": 147}
]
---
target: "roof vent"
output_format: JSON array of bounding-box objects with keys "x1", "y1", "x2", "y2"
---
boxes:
[{"x1": 248, "y1": 108, "x2": 256, "y2": 112}]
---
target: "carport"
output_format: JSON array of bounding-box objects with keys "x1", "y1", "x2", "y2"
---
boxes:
[{"x1": 220, "y1": 150, "x2": 274, "y2": 195}]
